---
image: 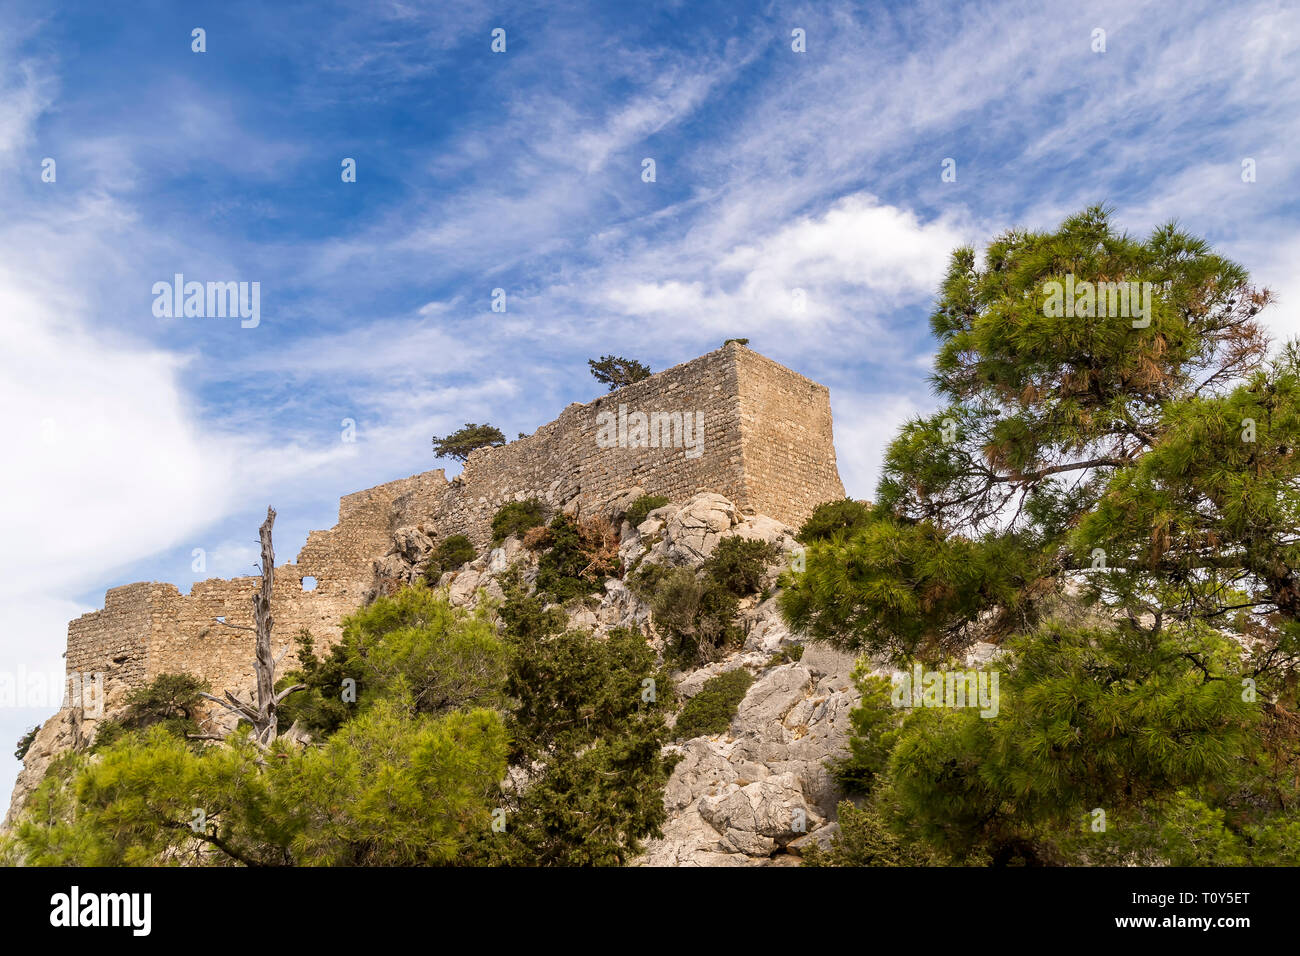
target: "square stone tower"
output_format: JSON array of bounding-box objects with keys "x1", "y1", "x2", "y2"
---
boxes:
[{"x1": 417, "y1": 341, "x2": 846, "y2": 547}]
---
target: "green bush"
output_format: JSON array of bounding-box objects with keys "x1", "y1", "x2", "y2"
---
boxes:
[
  {"x1": 126, "y1": 674, "x2": 209, "y2": 738},
  {"x1": 674, "y1": 669, "x2": 753, "y2": 740},
  {"x1": 536, "y1": 514, "x2": 597, "y2": 601},
  {"x1": 16, "y1": 701, "x2": 509, "y2": 867},
  {"x1": 466, "y1": 619, "x2": 675, "y2": 866},
  {"x1": 801, "y1": 801, "x2": 941, "y2": 867},
  {"x1": 278, "y1": 585, "x2": 506, "y2": 737},
  {"x1": 796, "y1": 498, "x2": 873, "y2": 543},
  {"x1": 829, "y1": 671, "x2": 900, "y2": 794},
  {"x1": 704, "y1": 536, "x2": 778, "y2": 595},
  {"x1": 81, "y1": 673, "x2": 210, "y2": 753},
  {"x1": 423, "y1": 534, "x2": 476, "y2": 582},
  {"x1": 535, "y1": 514, "x2": 619, "y2": 602},
  {"x1": 624, "y1": 494, "x2": 669, "y2": 529},
  {"x1": 491, "y1": 499, "x2": 546, "y2": 544},
  {"x1": 630, "y1": 561, "x2": 742, "y2": 666},
  {"x1": 495, "y1": 568, "x2": 568, "y2": 643},
  {"x1": 89, "y1": 720, "x2": 126, "y2": 753}
]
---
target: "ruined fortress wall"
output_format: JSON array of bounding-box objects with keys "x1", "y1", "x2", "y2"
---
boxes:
[
  {"x1": 410, "y1": 345, "x2": 755, "y2": 550},
  {"x1": 61, "y1": 345, "x2": 844, "y2": 700},
  {"x1": 64, "y1": 472, "x2": 448, "y2": 704},
  {"x1": 66, "y1": 582, "x2": 155, "y2": 687}
]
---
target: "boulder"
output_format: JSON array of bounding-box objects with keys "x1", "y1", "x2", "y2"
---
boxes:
[
  {"x1": 662, "y1": 739, "x2": 739, "y2": 811},
  {"x1": 659, "y1": 493, "x2": 737, "y2": 565},
  {"x1": 724, "y1": 515, "x2": 796, "y2": 550},
  {"x1": 447, "y1": 568, "x2": 483, "y2": 605},
  {"x1": 787, "y1": 822, "x2": 840, "y2": 857},
  {"x1": 567, "y1": 604, "x2": 600, "y2": 631},
  {"x1": 597, "y1": 579, "x2": 651, "y2": 632},
  {"x1": 742, "y1": 598, "x2": 802, "y2": 655},
  {"x1": 733, "y1": 664, "x2": 814, "y2": 731},
  {"x1": 697, "y1": 772, "x2": 823, "y2": 856},
  {"x1": 390, "y1": 526, "x2": 434, "y2": 564},
  {"x1": 373, "y1": 552, "x2": 418, "y2": 588}
]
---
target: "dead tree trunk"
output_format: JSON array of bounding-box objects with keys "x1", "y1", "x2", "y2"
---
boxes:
[{"x1": 202, "y1": 507, "x2": 305, "y2": 749}]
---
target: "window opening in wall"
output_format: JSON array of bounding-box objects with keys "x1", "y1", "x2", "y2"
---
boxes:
[{"x1": 302, "y1": 576, "x2": 318, "y2": 591}]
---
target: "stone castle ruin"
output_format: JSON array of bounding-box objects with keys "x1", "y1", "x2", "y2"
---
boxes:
[{"x1": 62, "y1": 342, "x2": 846, "y2": 708}]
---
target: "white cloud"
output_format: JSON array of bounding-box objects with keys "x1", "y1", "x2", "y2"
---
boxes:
[
  {"x1": 573, "y1": 194, "x2": 973, "y2": 363},
  {"x1": 0, "y1": 278, "x2": 239, "y2": 602},
  {"x1": 717, "y1": 194, "x2": 971, "y2": 299}
]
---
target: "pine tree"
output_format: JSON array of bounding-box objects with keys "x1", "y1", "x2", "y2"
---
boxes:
[
  {"x1": 588, "y1": 355, "x2": 651, "y2": 390},
  {"x1": 781, "y1": 207, "x2": 1300, "y2": 865},
  {"x1": 431, "y1": 423, "x2": 506, "y2": 461}
]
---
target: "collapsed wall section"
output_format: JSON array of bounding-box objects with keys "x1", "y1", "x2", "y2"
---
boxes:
[{"x1": 63, "y1": 471, "x2": 450, "y2": 699}]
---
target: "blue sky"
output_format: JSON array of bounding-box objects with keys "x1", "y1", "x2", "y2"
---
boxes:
[{"x1": 2, "y1": 0, "x2": 1298, "y2": 795}]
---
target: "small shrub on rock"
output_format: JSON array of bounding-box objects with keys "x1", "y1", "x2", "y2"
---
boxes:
[
  {"x1": 496, "y1": 569, "x2": 568, "y2": 642},
  {"x1": 624, "y1": 494, "x2": 669, "y2": 529},
  {"x1": 703, "y1": 536, "x2": 778, "y2": 596},
  {"x1": 629, "y1": 562, "x2": 741, "y2": 666},
  {"x1": 423, "y1": 534, "x2": 476, "y2": 583},
  {"x1": 674, "y1": 669, "x2": 753, "y2": 740},
  {"x1": 801, "y1": 801, "x2": 940, "y2": 867},
  {"x1": 535, "y1": 514, "x2": 621, "y2": 601},
  {"x1": 88, "y1": 673, "x2": 210, "y2": 752},
  {"x1": 491, "y1": 499, "x2": 546, "y2": 544},
  {"x1": 13, "y1": 725, "x2": 39, "y2": 761}
]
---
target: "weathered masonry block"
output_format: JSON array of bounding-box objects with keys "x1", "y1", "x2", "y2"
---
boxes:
[{"x1": 63, "y1": 343, "x2": 845, "y2": 699}]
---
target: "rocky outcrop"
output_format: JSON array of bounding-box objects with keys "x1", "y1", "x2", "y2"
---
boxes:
[
  {"x1": 379, "y1": 486, "x2": 859, "y2": 866},
  {"x1": 635, "y1": 637, "x2": 858, "y2": 866}
]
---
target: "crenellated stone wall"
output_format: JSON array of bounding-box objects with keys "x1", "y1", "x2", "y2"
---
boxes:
[
  {"x1": 59, "y1": 344, "x2": 845, "y2": 703},
  {"x1": 64, "y1": 471, "x2": 447, "y2": 702}
]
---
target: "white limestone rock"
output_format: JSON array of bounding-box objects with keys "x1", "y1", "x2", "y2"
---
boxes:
[
  {"x1": 391, "y1": 526, "x2": 434, "y2": 564},
  {"x1": 597, "y1": 579, "x2": 651, "y2": 632},
  {"x1": 657, "y1": 493, "x2": 738, "y2": 565},
  {"x1": 697, "y1": 772, "x2": 824, "y2": 856},
  {"x1": 447, "y1": 568, "x2": 483, "y2": 605},
  {"x1": 734, "y1": 664, "x2": 815, "y2": 730},
  {"x1": 724, "y1": 514, "x2": 797, "y2": 550}
]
